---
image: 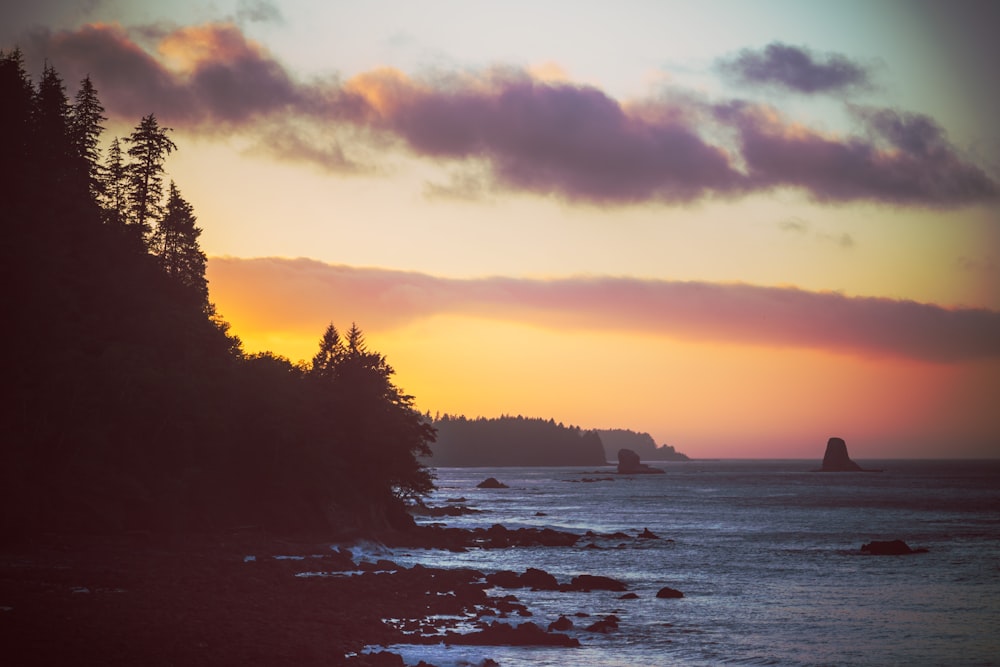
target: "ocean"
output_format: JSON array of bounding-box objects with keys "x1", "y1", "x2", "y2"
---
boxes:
[{"x1": 370, "y1": 460, "x2": 1000, "y2": 666}]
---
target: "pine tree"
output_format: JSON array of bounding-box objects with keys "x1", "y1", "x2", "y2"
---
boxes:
[
  {"x1": 70, "y1": 76, "x2": 107, "y2": 200},
  {"x1": 0, "y1": 49, "x2": 35, "y2": 204},
  {"x1": 33, "y1": 63, "x2": 74, "y2": 187},
  {"x1": 154, "y1": 181, "x2": 209, "y2": 306},
  {"x1": 101, "y1": 137, "x2": 129, "y2": 227},
  {"x1": 125, "y1": 113, "x2": 177, "y2": 243},
  {"x1": 311, "y1": 323, "x2": 344, "y2": 378}
]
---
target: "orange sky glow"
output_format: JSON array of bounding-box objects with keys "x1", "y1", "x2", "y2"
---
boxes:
[{"x1": 7, "y1": 1, "x2": 999, "y2": 459}]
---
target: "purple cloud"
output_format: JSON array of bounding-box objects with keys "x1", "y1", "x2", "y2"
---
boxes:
[
  {"x1": 208, "y1": 257, "x2": 1000, "y2": 364},
  {"x1": 15, "y1": 23, "x2": 998, "y2": 206},
  {"x1": 718, "y1": 102, "x2": 999, "y2": 206},
  {"x1": 718, "y1": 42, "x2": 873, "y2": 94}
]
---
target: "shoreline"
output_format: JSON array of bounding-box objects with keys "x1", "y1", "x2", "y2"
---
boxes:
[{"x1": 0, "y1": 523, "x2": 587, "y2": 666}]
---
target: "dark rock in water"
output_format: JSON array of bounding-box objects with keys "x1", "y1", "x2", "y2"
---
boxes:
[
  {"x1": 521, "y1": 567, "x2": 560, "y2": 591},
  {"x1": 619, "y1": 592, "x2": 639, "y2": 600},
  {"x1": 638, "y1": 527, "x2": 660, "y2": 539},
  {"x1": 656, "y1": 586, "x2": 684, "y2": 599},
  {"x1": 485, "y1": 570, "x2": 523, "y2": 588},
  {"x1": 585, "y1": 615, "x2": 620, "y2": 633},
  {"x1": 617, "y1": 448, "x2": 665, "y2": 475},
  {"x1": 861, "y1": 539, "x2": 928, "y2": 555},
  {"x1": 815, "y1": 437, "x2": 881, "y2": 472},
  {"x1": 477, "y1": 477, "x2": 509, "y2": 489},
  {"x1": 565, "y1": 574, "x2": 628, "y2": 592},
  {"x1": 547, "y1": 615, "x2": 573, "y2": 632},
  {"x1": 444, "y1": 621, "x2": 579, "y2": 647}
]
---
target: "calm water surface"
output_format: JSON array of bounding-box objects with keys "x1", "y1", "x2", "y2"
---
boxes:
[{"x1": 368, "y1": 460, "x2": 1000, "y2": 666}]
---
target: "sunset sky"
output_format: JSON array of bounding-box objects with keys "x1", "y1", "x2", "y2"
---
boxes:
[{"x1": 6, "y1": 0, "x2": 999, "y2": 458}]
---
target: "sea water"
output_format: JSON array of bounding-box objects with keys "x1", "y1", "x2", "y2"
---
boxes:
[{"x1": 375, "y1": 460, "x2": 1000, "y2": 666}]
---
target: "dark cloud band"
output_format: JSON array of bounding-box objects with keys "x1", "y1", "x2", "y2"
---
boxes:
[
  {"x1": 18, "y1": 23, "x2": 998, "y2": 207},
  {"x1": 208, "y1": 257, "x2": 1000, "y2": 364},
  {"x1": 717, "y1": 42, "x2": 873, "y2": 94}
]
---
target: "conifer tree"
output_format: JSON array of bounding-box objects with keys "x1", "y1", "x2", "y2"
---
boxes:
[
  {"x1": 125, "y1": 113, "x2": 176, "y2": 243},
  {"x1": 70, "y1": 75, "x2": 106, "y2": 200},
  {"x1": 33, "y1": 63, "x2": 74, "y2": 186},
  {"x1": 154, "y1": 181, "x2": 209, "y2": 306},
  {"x1": 101, "y1": 137, "x2": 129, "y2": 227}
]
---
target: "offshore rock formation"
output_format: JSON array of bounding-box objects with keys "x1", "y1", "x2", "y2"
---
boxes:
[
  {"x1": 814, "y1": 437, "x2": 881, "y2": 472},
  {"x1": 617, "y1": 448, "x2": 665, "y2": 474},
  {"x1": 861, "y1": 539, "x2": 928, "y2": 555}
]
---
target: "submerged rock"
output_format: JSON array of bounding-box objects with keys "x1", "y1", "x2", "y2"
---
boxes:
[
  {"x1": 861, "y1": 539, "x2": 928, "y2": 555},
  {"x1": 617, "y1": 448, "x2": 665, "y2": 475}
]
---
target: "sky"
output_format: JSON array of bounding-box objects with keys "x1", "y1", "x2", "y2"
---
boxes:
[{"x1": 5, "y1": 0, "x2": 999, "y2": 458}]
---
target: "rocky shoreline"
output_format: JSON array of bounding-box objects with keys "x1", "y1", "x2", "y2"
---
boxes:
[{"x1": 0, "y1": 518, "x2": 660, "y2": 666}]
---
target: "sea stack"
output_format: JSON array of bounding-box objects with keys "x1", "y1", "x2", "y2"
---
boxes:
[
  {"x1": 617, "y1": 448, "x2": 665, "y2": 474},
  {"x1": 820, "y1": 437, "x2": 862, "y2": 471}
]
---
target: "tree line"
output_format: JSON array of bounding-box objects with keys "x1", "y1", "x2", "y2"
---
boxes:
[
  {"x1": 0, "y1": 51, "x2": 433, "y2": 538},
  {"x1": 430, "y1": 415, "x2": 607, "y2": 466}
]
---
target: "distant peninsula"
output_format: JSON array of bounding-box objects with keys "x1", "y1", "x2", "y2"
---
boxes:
[
  {"x1": 428, "y1": 415, "x2": 607, "y2": 467},
  {"x1": 426, "y1": 416, "x2": 689, "y2": 467},
  {"x1": 595, "y1": 429, "x2": 690, "y2": 462}
]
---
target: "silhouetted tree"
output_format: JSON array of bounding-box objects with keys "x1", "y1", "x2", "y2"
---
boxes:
[
  {"x1": 70, "y1": 75, "x2": 106, "y2": 200},
  {"x1": 101, "y1": 137, "x2": 129, "y2": 227},
  {"x1": 153, "y1": 181, "x2": 208, "y2": 307},
  {"x1": 308, "y1": 323, "x2": 435, "y2": 500},
  {"x1": 125, "y1": 113, "x2": 176, "y2": 243}
]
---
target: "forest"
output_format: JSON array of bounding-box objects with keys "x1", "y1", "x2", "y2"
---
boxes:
[
  {"x1": 430, "y1": 415, "x2": 608, "y2": 466},
  {"x1": 0, "y1": 52, "x2": 435, "y2": 539}
]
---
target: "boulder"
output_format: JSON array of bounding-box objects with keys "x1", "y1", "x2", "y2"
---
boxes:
[
  {"x1": 656, "y1": 586, "x2": 684, "y2": 599},
  {"x1": 547, "y1": 615, "x2": 573, "y2": 632},
  {"x1": 617, "y1": 448, "x2": 665, "y2": 475},
  {"x1": 521, "y1": 567, "x2": 560, "y2": 591},
  {"x1": 477, "y1": 477, "x2": 509, "y2": 489},
  {"x1": 565, "y1": 574, "x2": 628, "y2": 592},
  {"x1": 861, "y1": 539, "x2": 928, "y2": 555},
  {"x1": 585, "y1": 615, "x2": 620, "y2": 633}
]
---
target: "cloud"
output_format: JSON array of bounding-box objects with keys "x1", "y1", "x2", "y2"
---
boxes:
[
  {"x1": 718, "y1": 42, "x2": 873, "y2": 94},
  {"x1": 23, "y1": 22, "x2": 362, "y2": 127},
  {"x1": 717, "y1": 101, "x2": 999, "y2": 206},
  {"x1": 18, "y1": 22, "x2": 998, "y2": 207},
  {"x1": 207, "y1": 257, "x2": 1000, "y2": 363},
  {"x1": 234, "y1": 0, "x2": 283, "y2": 25}
]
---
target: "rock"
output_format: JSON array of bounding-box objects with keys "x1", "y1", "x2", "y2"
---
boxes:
[
  {"x1": 819, "y1": 437, "x2": 862, "y2": 471},
  {"x1": 444, "y1": 621, "x2": 579, "y2": 647},
  {"x1": 814, "y1": 437, "x2": 881, "y2": 472},
  {"x1": 547, "y1": 615, "x2": 573, "y2": 632},
  {"x1": 520, "y1": 568, "x2": 560, "y2": 591},
  {"x1": 565, "y1": 574, "x2": 628, "y2": 592},
  {"x1": 485, "y1": 570, "x2": 523, "y2": 588},
  {"x1": 585, "y1": 614, "x2": 620, "y2": 633},
  {"x1": 656, "y1": 586, "x2": 684, "y2": 599},
  {"x1": 617, "y1": 448, "x2": 665, "y2": 474},
  {"x1": 860, "y1": 539, "x2": 928, "y2": 555},
  {"x1": 619, "y1": 592, "x2": 639, "y2": 600},
  {"x1": 477, "y1": 477, "x2": 509, "y2": 489},
  {"x1": 638, "y1": 527, "x2": 660, "y2": 539}
]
